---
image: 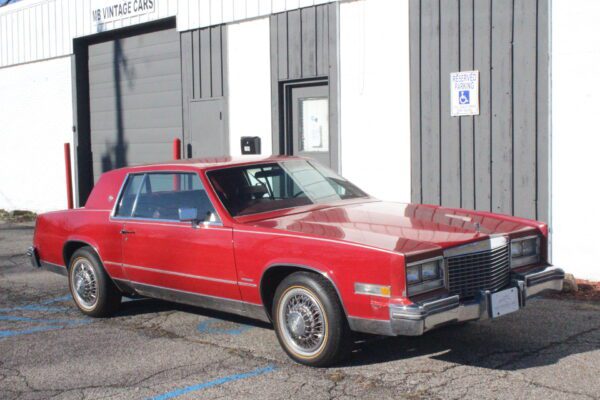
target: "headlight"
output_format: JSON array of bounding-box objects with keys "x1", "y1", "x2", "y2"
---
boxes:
[
  {"x1": 406, "y1": 257, "x2": 444, "y2": 296},
  {"x1": 407, "y1": 266, "x2": 421, "y2": 284},
  {"x1": 510, "y1": 236, "x2": 541, "y2": 268}
]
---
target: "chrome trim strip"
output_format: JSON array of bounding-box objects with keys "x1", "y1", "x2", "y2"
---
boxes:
[
  {"x1": 443, "y1": 235, "x2": 508, "y2": 258},
  {"x1": 110, "y1": 217, "x2": 226, "y2": 228},
  {"x1": 120, "y1": 263, "x2": 239, "y2": 285},
  {"x1": 128, "y1": 281, "x2": 270, "y2": 323},
  {"x1": 38, "y1": 260, "x2": 68, "y2": 277}
]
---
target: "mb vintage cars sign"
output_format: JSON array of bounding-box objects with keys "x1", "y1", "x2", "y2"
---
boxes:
[
  {"x1": 92, "y1": 0, "x2": 155, "y2": 25},
  {"x1": 450, "y1": 70, "x2": 480, "y2": 116}
]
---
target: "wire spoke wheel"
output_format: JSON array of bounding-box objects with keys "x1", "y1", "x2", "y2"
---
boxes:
[
  {"x1": 72, "y1": 259, "x2": 98, "y2": 310},
  {"x1": 278, "y1": 287, "x2": 327, "y2": 357}
]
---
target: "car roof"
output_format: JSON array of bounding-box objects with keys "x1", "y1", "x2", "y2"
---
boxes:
[{"x1": 113, "y1": 155, "x2": 305, "y2": 173}]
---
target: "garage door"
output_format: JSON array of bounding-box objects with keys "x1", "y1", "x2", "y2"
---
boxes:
[{"x1": 88, "y1": 28, "x2": 182, "y2": 183}]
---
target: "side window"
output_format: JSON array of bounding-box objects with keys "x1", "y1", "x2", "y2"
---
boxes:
[
  {"x1": 132, "y1": 173, "x2": 219, "y2": 222},
  {"x1": 115, "y1": 174, "x2": 144, "y2": 217}
]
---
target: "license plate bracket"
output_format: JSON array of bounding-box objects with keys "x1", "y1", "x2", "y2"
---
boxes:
[{"x1": 490, "y1": 287, "x2": 520, "y2": 318}]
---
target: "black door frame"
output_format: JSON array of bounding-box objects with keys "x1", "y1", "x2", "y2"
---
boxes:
[{"x1": 279, "y1": 77, "x2": 330, "y2": 159}]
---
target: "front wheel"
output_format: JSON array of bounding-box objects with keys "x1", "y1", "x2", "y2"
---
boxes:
[
  {"x1": 68, "y1": 247, "x2": 121, "y2": 317},
  {"x1": 272, "y1": 272, "x2": 351, "y2": 367}
]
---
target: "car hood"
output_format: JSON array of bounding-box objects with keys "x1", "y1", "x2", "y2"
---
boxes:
[{"x1": 246, "y1": 201, "x2": 542, "y2": 257}]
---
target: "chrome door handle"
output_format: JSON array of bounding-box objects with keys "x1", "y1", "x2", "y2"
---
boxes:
[{"x1": 120, "y1": 229, "x2": 136, "y2": 235}]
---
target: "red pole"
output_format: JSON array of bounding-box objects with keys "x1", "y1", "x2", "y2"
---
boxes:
[
  {"x1": 173, "y1": 138, "x2": 182, "y2": 160},
  {"x1": 64, "y1": 143, "x2": 74, "y2": 209},
  {"x1": 173, "y1": 138, "x2": 182, "y2": 191}
]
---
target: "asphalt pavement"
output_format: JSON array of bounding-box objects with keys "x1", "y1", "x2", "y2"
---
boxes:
[{"x1": 1, "y1": 222, "x2": 599, "y2": 400}]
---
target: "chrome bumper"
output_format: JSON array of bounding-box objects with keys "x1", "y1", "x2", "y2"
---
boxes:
[
  {"x1": 26, "y1": 246, "x2": 41, "y2": 268},
  {"x1": 348, "y1": 266, "x2": 565, "y2": 337}
]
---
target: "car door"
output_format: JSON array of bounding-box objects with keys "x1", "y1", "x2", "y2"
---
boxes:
[{"x1": 113, "y1": 171, "x2": 241, "y2": 301}]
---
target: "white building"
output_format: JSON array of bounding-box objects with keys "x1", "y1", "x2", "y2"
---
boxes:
[{"x1": 0, "y1": 0, "x2": 598, "y2": 280}]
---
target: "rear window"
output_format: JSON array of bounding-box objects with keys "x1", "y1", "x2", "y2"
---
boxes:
[{"x1": 207, "y1": 160, "x2": 368, "y2": 217}]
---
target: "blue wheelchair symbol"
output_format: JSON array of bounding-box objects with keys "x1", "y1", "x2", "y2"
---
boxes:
[{"x1": 458, "y1": 90, "x2": 470, "y2": 105}]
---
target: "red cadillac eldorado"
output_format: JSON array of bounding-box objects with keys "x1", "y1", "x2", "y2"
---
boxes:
[{"x1": 28, "y1": 156, "x2": 564, "y2": 366}]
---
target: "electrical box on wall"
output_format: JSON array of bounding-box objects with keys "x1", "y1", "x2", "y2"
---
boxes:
[{"x1": 241, "y1": 137, "x2": 261, "y2": 155}]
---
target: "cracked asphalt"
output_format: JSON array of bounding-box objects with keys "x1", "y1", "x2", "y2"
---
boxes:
[{"x1": 1, "y1": 222, "x2": 599, "y2": 400}]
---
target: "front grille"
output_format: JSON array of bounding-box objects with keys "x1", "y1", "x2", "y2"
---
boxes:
[{"x1": 447, "y1": 243, "x2": 511, "y2": 299}]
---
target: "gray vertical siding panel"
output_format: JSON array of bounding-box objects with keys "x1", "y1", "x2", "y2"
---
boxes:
[
  {"x1": 200, "y1": 28, "x2": 212, "y2": 98},
  {"x1": 490, "y1": 0, "x2": 513, "y2": 215},
  {"x1": 181, "y1": 31, "x2": 193, "y2": 144},
  {"x1": 440, "y1": 0, "x2": 461, "y2": 208},
  {"x1": 410, "y1": 0, "x2": 548, "y2": 219},
  {"x1": 420, "y1": 0, "x2": 441, "y2": 205},
  {"x1": 537, "y1": 0, "x2": 550, "y2": 223},
  {"x1": 270, "y1": 15, "x2": 281, "y2": 154},
  {"x1": 473, "y1": 0, "x2": 492, "y2": 211},
  {"x1": 316, "y1": 5, "x2": 329, "y2": 77},
  {"x1": 287, "y1": 9, "x2": 302, "y2": 79},
  {"x1": 459, "y1": 0, "x2": 475, "y2": 210},
  {"x1": 409, "y1": 0, "x2": 422, "y2": 203},
  {"x1": 192, "y1": 30, "x2": 201, "y2": 99},
  {"x1": 301, "y1": 6, "x2": 317, "y2": 77},
  {"x1": 277, "y1": 13, "x2": 288, "y2": 80},
  {"x1": 211, "y1": 26, "x2": 223, "y2": 97},
  {"x1": 513, "y1": 0, "x2": 537, "y2": 219}
]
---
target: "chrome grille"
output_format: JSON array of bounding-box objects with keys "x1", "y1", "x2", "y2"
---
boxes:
[{"x1": 447, "y1": 243, "x2": 511, "y2": 299}]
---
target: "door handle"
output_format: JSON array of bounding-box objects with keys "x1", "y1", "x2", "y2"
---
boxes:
[{"x1": 120, "y1": 229, "x2": 136, "y2": 235}]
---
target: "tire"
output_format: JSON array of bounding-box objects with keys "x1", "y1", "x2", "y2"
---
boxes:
[
  {"x1": 272, "y1": 272, "x2": 351, "y2": 367},
  {"x1": 68, "y1": 247, "x2": 121, "y2": 317}
]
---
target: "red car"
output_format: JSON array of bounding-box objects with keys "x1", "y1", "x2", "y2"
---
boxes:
[{"x1": 28, "y1": 156, "x2": 564, "y2": 366}]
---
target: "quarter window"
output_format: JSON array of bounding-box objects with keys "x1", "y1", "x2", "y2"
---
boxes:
[{"x1": 115, "y1": 172, "x2": 219, "y2": 222}]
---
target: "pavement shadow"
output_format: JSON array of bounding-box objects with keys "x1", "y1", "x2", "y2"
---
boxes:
[
  {"x1": 115, "y1": 297, "x2": 272, "y2": 330},
  {"x1": 346, "y1": 307, "x2": 600, "y2": 371}
]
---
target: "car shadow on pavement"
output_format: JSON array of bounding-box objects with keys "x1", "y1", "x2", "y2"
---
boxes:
[
  {"x1": 115, "y1": 297, "x2": 272, "y2": 330},
  {"x1": 347, "y1": 309, "x2": 600, "y2": 371}
]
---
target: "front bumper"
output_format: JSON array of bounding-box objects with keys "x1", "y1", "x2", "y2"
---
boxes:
[{"x1": 348, "y1": 266, "x2": 565, "y2": 337}]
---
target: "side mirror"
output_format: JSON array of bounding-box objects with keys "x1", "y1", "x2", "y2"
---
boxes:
[{"x1": 178, "y1": 207, "x2": 199, "y2": 226}]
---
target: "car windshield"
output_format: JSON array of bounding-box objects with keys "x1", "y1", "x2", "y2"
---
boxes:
[{"x1": 207, "y1": 160, "x2": 369, "y2": 217}]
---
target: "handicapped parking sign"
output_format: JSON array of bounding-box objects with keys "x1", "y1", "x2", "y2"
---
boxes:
[{"x1": 450, "y1": 71, "x2": 479, "y2": 116}]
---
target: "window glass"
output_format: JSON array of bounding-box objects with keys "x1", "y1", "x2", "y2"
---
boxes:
[
  {"x1": 208, "y1": 161, "x2": 368, "y2": 217},
  {"x1": 115, "y1": 174, "x2": 144, "y2": 217},
  {"x1": 299, "y1": 97, "x2": 329, "y2": 152},
  {"x1": 115, "y1": 172, "x2": 218, "y2": 222}
]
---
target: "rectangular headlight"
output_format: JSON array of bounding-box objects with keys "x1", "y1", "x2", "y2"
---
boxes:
[
  {"x1": 510, "y1": 236, "x2": 541, "y2": 268},
  {"x1": 406, "y1": 257, "x2": 444, "y2": 296}
]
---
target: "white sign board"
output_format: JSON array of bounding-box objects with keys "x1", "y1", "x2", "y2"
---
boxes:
[
  {"x1": 450, "y1": 70, "x2": 479, "y2": 116},
  {"x1": 91, "y1": 0, "x2": 156, "y2": 25}
]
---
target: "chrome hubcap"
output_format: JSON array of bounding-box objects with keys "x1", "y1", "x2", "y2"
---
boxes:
[
  {"x1": 278, "y1": 288, "x2": 326, "y2": 357},
  {"x1": 72, "y1": 260, "x2": 98, "y2": 309}
]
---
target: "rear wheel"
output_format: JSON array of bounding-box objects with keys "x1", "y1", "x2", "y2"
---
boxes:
[
  {"x1": 68, "y1": 247, "x2": 121, "y2": 317},
  {"x1": 272, "y1": 272, "x2": 351, "y2": 367}
]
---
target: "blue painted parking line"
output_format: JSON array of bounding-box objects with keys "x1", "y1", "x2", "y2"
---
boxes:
[
  {"x1": 196, "y1": 318, "x2": 254, "y2": 335},
  {"x1": 0, "y1": 294, "x2": 89, "y2": 339},
  {"x1": 0, "y1": 295, "x2": 71, "y2": 314},
  {"x1": 147, "y1": 365, "x2": 276, "y2": 400}
]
